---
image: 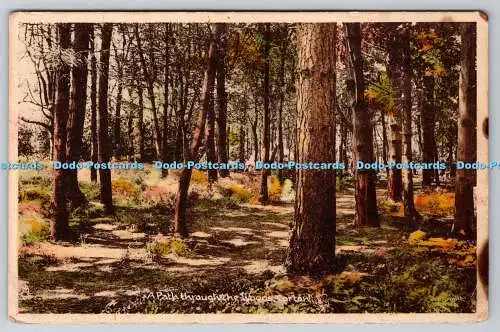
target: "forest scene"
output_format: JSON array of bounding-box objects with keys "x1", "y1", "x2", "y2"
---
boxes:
[{"x1": 13, "y1": 20, "x2": 481, "y2": 315}]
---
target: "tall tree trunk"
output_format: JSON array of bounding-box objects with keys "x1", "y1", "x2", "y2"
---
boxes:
[
  {"x1": 285, "y1": 23, "x2": 337, "y2": 275},
  {"x1": 422, "y1": 75, "x2": 437, "y2": 187},
  {"x1": 90, "y1": 27, "x2": 98, "y2": 183},
  {"x1": 174, "y1": 25, "x2": 217, "y2": 237},
  {"x1": 252, "y1": 100, "x2": 259, "y2": 163},
  {"x1": 66, "y1": 23, "x2": 90, "y2": 207},
  {"x1": 50, "y1": 23, "x2": 71, "y2": 241},
  {"x1": 453, "y1": 23, "x2": 476, "y2": 238},
  {"x1": 399, "y1": 26, "x2": 419, "y2": 223},
  {"x1": 380, "y1": 108, "x2": 389, "y2": 177},
  {"x1": 239, "y1": 124, "x2": 246, "y2": 164},
  {"x1": 127, "y1": 101, "x2": 135, "y2": 160},
  {"x1": 137, "y1": 81, "x2": 145, "y2": 162},
  {"x1": 215, "y1": 23, "x2": 230, "y2": 177},
  {"x1": 98, "y1": 24, "x2": 114, "y2": 214},
  {"x1": 345, "y1": 23, "x2": 379, "y2": 227},
  {"x1": 134, "y1": 24, "x2": 162, "y2": 158},
  {"x1": 259, "y1": 24, "x2": 271, "y2": 204},
  {"x1": 387, "y1": 25, "x2": 404, "y2": 202},
  {"x1": 205, "y1": 90, "x2": 218, "y2": 183},
  {"x1": 277, "y1": 25, "x2": 287, "y2": 184},
  {"x1": 113, "y1": 62, "x2": 124, "y2": 160},
  {"x1": 161, "y1": 23, "x2": 171, "y2": 177}
]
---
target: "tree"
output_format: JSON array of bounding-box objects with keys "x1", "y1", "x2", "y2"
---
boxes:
[
  {"x1": 421, "y1": 74, "x2": 437, "y2": 186},
  {"x1": 50, "y1": 23, "x2": 71, "y2": 241},
  {"x1": 259, "y1": 24, "x2": 271, "y2": 204},
  {"x1": 134, "y1": 23, "x2": 162, "y2": 159},
  {"x1": 174, "y1": 25, "x2": 217, "y2": 237},
  {"x1": 98, "y1": 23, "x2": 114, "y2": 214},
  {"x1": 386, "y1": 25, "x2": 404, "y2": 202},
  {"x1": 345, "y1": 23, "x2": 379, "y2": 227},
  {"x1": 398, "y1": 25, "x2": 419, "y2": 222},
  {"x1": 161, "y1": 23, "x2": 171, "y2": 177},
  {"x1": 90, "y1": 27, "x2": 98, "y2": 182},
  {"x1": 286, "y1": 23, "x2": 337, "y2": 274},
  {"x1": 66, "y1": 23, "x2": 90, "y2": 207},
  {"x1": 277, "y1": 25, "x2": 288, "y2": 183},
  {"x1": 453, "y1": 23, "x2": 476, "y2": 238},
  {"x1": 215, "y1": 23, "x2": 230, "y2": 177},
  {"x1": 112, "y1": 25, "x2": 130, "y2": 160}
]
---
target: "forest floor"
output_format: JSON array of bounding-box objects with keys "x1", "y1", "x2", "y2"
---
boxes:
[{"x1": 16, "y1": 166, "x2": 477, "y2": 313}]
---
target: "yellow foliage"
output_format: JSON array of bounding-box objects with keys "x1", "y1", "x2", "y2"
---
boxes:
[
  {"x1": 19, "y1": 217, "x2": 46, "y2": 235},
  {"x1": 191, "y1": 170, "x2": 208, "y2": 186},
  {"x1": 268, "y1": 175, "x2": 282, "y2": 201},
  {"x1": 19, "y1": 217, "x2": 49, "y2": 244},
  {"x1": 147, "y1": 238, "x2": 187, "y2": 256},
  {"x1": 112, "y1": 178, "x2": 140, "y2": 197},
  {"x1": 364, "y1": 89, "x2": 377, "y2": 102},
  {"x1": 380, "y1": 199, "x2": 404, "y2": 217},
  {"x1": 408, "y1": 230, "x2": 427, "y2": 245},
  {"x1": 414, "y1": 191, "x2": 455, "y2": 217},
  {"x1": 424, "y1": 237, "x2": 458, "y2": 249},
  {"x1": 408, "y1": 231, "x2": 458, "y2": 250},
  {"x1": 339, "y1": 271, "x2": 361, "y2": 283},
  {"x1": 230, "y1": 183, "x2": 253, "y2": 202}
]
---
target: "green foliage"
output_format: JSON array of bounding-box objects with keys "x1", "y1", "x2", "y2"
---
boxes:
[
  {"x1": 365, "y1": 71, "x2": 394, "y2": 113},
  {"x1": 79, "y1": 181, "x2": 101, "y2": 201}
]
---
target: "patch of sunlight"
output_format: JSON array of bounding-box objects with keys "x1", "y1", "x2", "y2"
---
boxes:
[
  {"x1": 93, "y1": 223, "x2": 118, "y2": 231},
  {"x1": 336, "y1": 245, "x2": 376, "y2": 254},
  {"x1": 277, "y1": 239, "x2": 289, "y2": 247},
  {"x1": 45, "y1": 262, "x2": 94, "y2": 272},
  {"x1": 243, "y1": 260, "x2": 285, "y2": 275},
  {"x1": 222, "y1": 238, "x2": 259, "y2": 247},
  {"x1": 32, "y1": 242, "x2": 147, "y2": 260},
  {"x1": 266, "y1": 231, "x2": 289, "y2": 239},
  {"x1": 261, "y1": 222, "x2": 289, "y2": 229},
  {"x1": 211, "y1": 226, "x2": 256, "y2": 236},
  {"x1": 94, "y1": 290, "x2": 117, "y2": 297},
  {"x1": 39, "y1": 288, "x2": 90, "y2": 300},
  {"x1": 166, "y1": 254, "x2": 230, "y2": 267},
  {"x1": 111, "y1": 229, "x2": 146, "y2": 240},
  {"x1": 191, "y1": 231, "x2": 212, "y2": 238}
]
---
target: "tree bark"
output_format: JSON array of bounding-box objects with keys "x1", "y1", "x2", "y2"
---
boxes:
[
  {"x1": 113, "y1": 28, "x2": 128, "y2": 160},
  {"x1": 215, "y1": 23, "x2": 230, "y2": 178},
  {"x1": 50, "y1": 23, "x2": 71, "y2": 241},
  {"x1": 134, "y1": 23, "x2": 162, "y2": 159},
  {"x1": 277, "y1": 25, "x2": 287, "y2": 184},
  {"x1": 422, "y1": 75, "x2": 437, "y2": 187},
  {"x1": 137, "y1": 80, "x2": 145, "y2": 162},
  {"x1": 285, "y1": 23, "x2": 337, "y2": 275},
  {"x1": 174, "y1": 25, "x2": 217, "y2": 237},
  {"x1": 259, "y1": 24, "x2": 271, "y2": 204},
  {"x1": 239, "y1": 124, "x2": 246, "y2": 164},
  {"x1": 399, "y1": 26, "x2": 419, "y2": 223},
  {"x1": 453, "y1": 23, "x2": 476, "y2": 238},
  {"x1": 161, "y1": 23, "x2": 171, "y2": 177},
  {"x1": 66, "y1": 23, "x2": 90, "y2": 207},
  {"x1": 90, "y1": 27, "x2": 98, "y2": 182},
  {"x1": 98, "y1": 23, "x2": 114, "y2": 214},
  {"x1": 387, "y1": 25, "x2": 404, "y2": 202},
  {"x1": 205, "y1": 87, "x2": 218, "y2": 183},
  {"x1": 380, "y1": 108, "x2": 389, "y2": 177},
  {"x1": 345, "y1": 23, "x2": 379, "y2": 227}
]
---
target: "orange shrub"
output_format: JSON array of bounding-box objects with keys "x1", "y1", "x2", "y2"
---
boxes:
[{"x1": 414, "y1": 192, "x2": 455, "y2": 217}]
